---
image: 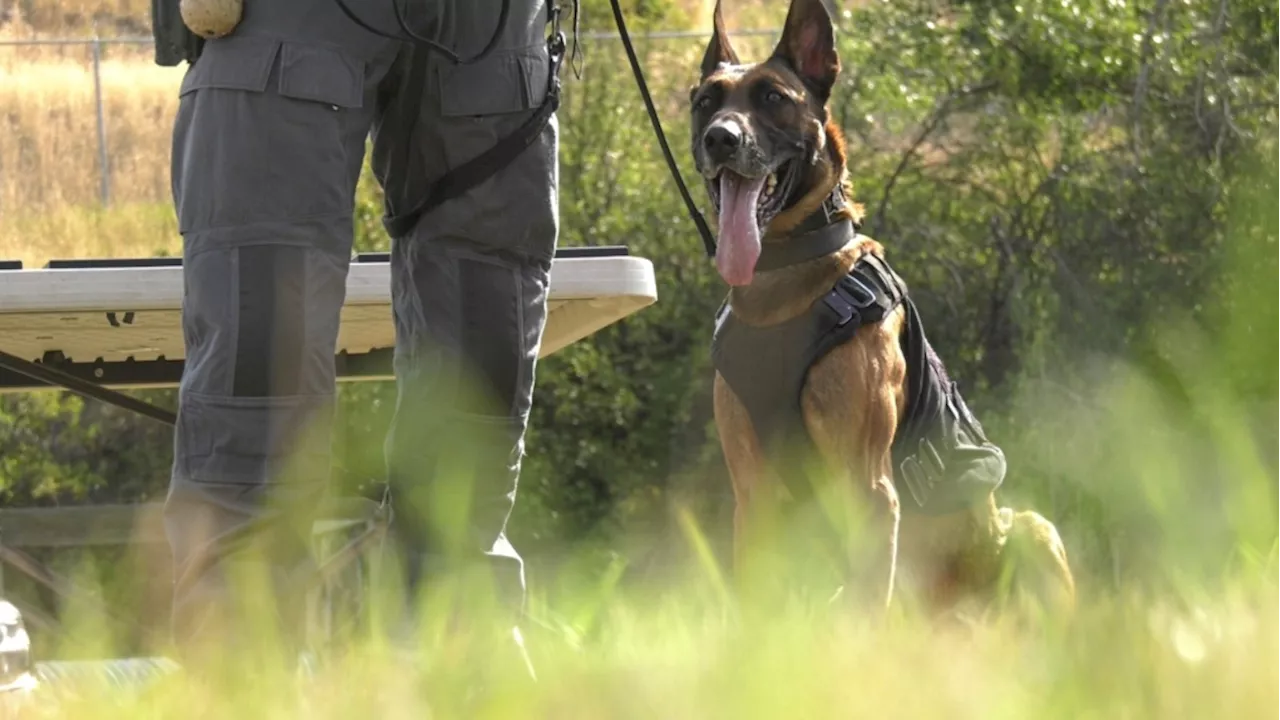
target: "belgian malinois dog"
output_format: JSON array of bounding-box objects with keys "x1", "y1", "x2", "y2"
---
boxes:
[{"x1": 691, "y1": 0, "x2": 1076, "y2": 620}]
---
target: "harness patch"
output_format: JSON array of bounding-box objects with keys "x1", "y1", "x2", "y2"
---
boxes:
[{"x1": 711, "y1": 244, "x2": 1006, "y2": 515}]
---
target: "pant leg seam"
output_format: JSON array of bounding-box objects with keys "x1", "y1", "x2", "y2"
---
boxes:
[
  {"x1": 512, "y1": 266, "x2": 526, "y2": 419},
  {"x1": 179, "y1": 388, "x2": 338, "y2": 403},
  {"x1": 183, "y1": 211, "x2": 356, "y2": 245},
  {"x1": 228, "y1": 247, "x2": 242, "y2": 398}
]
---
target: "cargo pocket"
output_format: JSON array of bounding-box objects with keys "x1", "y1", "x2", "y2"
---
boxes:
[
  {"x1": 268, "y1": 41, "x2": 367, "y2": 223},
  {"x1": 437, "y1": 47, "x2": 549, "y2": 118},
  {"x1": 178, "y1": 35, "x2": 365, "y2": 108},
  {"x1": 174, "y1": 36, "x2": 367, "y2": 234},
  {"x1": 177, "y1": 391, "x2": 336, "y2": 487},
  {"x1": 275, "y1": 41, "x2": 365, "y2": 109},
  {"x1": 178, "y1": 35, "x2": 281, "y2": 97}
]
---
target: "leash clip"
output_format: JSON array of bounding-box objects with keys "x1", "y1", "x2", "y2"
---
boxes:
[
  {"x1": 548, "y1": 1, "x2": 568, "y2": 61},
  {"x1": 823, "y1": 274, "x2": 878, "y2": 327},
  {"x1": 547, "y1": 1, "x2": 566, "y2": 59},
  {"x1": 549, "y1": 1, "x2": 563, "y2": 36}
]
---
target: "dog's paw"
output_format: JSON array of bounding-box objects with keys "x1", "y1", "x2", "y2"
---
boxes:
[{"x1": 995, "y1": 508, "x2": 1076, "y2": 620}]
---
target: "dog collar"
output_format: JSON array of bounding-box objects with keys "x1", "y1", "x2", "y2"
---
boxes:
[{"x1": 756, "y1": 217, "x2": 857, "y2": 272}]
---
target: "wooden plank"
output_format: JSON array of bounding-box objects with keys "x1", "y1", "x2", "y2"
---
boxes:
[
  {"x1": 0, "y1": 497, "x2": 384, "y2": 549},
  {"x1": 0, "y1": 545, "x2": 131, "y2": 630},
  {"x1": 0, "y1": 504, "x2": 162, "y2": 548}
]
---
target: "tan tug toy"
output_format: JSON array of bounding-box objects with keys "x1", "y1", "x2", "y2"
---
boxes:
[{"x1": 180, "y1": 0, "x2": 243, "y2": 39}]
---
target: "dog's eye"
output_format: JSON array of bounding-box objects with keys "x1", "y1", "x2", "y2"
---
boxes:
[
  {"x1": 765, "y1": 90, "x2": 784, "y2": 104},
  {"x1": 693, "y1": 95, "x2": 713, "y2": 111}
]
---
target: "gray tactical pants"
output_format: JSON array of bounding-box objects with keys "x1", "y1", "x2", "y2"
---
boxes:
[{"x1": 163, "y1": 0, "x2": 557, "y2": 659}]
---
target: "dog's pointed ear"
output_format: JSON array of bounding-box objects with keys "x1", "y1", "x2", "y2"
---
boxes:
[
  {"x1": 700, "y1": 0, "x2": 740, "y2": 80},
  {"x1": 772, "y1": 0, "x2": 839, "y2": 100}
]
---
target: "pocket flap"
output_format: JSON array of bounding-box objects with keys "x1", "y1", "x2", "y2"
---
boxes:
[
  {"x1": 179, "y1": 34, "x2": 281, "y2": 96},
  {"x1": 277, "y1": 41, "x2": 365, "y2": 109},
  {"x1": 438, "y1": 47, "x2": 550, "y2": 117}
]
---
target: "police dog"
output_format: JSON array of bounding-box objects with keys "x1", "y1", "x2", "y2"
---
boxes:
[{"x1": 691, "y1": 0, "x2": 1075, "y2": 620}]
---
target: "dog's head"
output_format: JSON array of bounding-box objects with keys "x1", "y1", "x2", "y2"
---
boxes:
[{"x1": 689, "y1": 0, "x2": 854, "y2": 286}]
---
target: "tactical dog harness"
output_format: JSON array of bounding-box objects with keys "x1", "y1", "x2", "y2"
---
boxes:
[{"x1": 711, "y1": 217, "x2": 1007, "y2": 516}]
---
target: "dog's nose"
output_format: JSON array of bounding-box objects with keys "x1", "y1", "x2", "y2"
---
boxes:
[{"x1": 703, "y1": 123, "x2": 742, "y2": 163}]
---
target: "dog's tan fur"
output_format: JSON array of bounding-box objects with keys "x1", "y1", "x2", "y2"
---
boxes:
[{"x1": 699, "y1": 0, "x2": 1075, "y2": 620}]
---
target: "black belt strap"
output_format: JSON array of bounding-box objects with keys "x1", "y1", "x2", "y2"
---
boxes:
[{"x1": 382, "y1": 5, "x2": 567, "y2": 239}]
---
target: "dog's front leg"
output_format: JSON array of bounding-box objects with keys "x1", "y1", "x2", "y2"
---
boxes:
[
  {"x1": 800, "y1": 314, "x2": 908, "y2": 613},
  {"x1": 713, "y1": 372, "x2": 775, "y2": 589}
]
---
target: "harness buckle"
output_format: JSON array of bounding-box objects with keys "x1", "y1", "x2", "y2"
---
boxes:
[
  {"x1": 823, "y1": 291, "x2": 858, "y2": 327},
  {"x1": 839, "y1": 274, "x2": 878, "y2": 308},
  {"x1": 823, "y1": 274, "x2": 878, "y2": 327}
]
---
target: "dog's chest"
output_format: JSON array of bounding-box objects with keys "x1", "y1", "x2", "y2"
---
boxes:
[
  {"x1": 711, "y1": 301, "x2": 831, "y2": 455},
  {"x1": 711, "y1": 258, "x2": 1013, "y2": 517},
  {"x1": 711, "y1": 262, "x2": 901, "y2": 470}
]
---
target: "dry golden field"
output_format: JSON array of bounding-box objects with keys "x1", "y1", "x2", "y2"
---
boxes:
[{"x1": 1, "y1": 39, "x2": 184, "y2": 266}]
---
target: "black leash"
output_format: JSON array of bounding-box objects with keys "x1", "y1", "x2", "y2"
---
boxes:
[{"x1": 607, "y1": 0, "x2": 718, "y2": 259}]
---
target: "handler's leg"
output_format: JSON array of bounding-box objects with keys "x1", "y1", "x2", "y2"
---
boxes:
[
  {"x1": 163, "y1": 32, "x2": 397, "y2": 665},
  {"x1": 374, "y1": 0, "x2": 558, "y2": 648}
]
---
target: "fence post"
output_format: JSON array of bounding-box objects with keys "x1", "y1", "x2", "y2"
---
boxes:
[{"x1": 91, "y1": 34, "x2": 111, "y2": 207}]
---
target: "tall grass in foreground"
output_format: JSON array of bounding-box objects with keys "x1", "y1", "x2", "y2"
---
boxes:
[{"x1": 10, "y1": 158, "x2": 1276, "y2": 719}]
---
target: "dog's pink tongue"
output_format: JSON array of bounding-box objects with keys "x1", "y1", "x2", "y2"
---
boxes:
[{"x1": 716, "y1": 172, "x2": 766, "y2": 286}]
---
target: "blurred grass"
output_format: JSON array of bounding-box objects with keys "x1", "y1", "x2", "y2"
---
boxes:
[
  {"x1": 81, "y1": 596, "x2": 1277, "y2": 720},
  {"x1": 7, "y1": 158, "x2": 1270, "y2": 718},
  {"x1": 12, "y1": 166, "x2": 1278, "y2": 713}
]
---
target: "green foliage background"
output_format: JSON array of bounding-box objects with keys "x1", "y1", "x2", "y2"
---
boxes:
[{"x1": 1, "y1": 0, "x2": 1276, "y2": 644}]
